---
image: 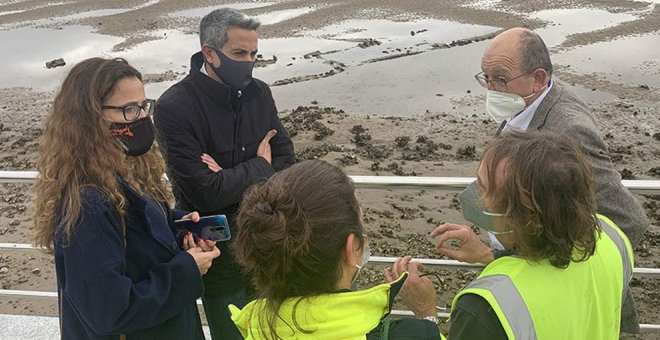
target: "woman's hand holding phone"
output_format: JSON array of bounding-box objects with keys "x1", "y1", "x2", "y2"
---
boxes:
[
  {"x1": 182, "y1": 232, "x2": 215, "y2": 251},
  {"x1": 179, "y1": 211, "x2": 200, "y2": 223},
  {"x1": 179, "y1": 212, "x2": 221, "y2": 274},
  {"x1": 175, "y1": 214, "x2": 232, "y2": 247},
  {"x1": 179, "y1": 211, "x2": 216, "y2": 252},
  {"x1": 186, "y1": 239, "x2": 220, "y2": 275},
  {"x1": 179, "y1": 211, "x2": 200, "y2": 250}
]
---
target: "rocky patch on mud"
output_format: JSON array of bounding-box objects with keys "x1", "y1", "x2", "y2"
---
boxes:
[
  {"x1": 142, "y1": 70, "x2": 185, "y2": 84},
  {"x1": 271, "y1": 60, "x2": 346, "y2": 86}
]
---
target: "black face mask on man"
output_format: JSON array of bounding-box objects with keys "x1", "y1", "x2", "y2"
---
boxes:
[
  {"x1": 109, "y1": 117, "x2": 155, "y2": 157},
  {"x1": 209, "y1": 48, "x2": 255, "y2": 90}
]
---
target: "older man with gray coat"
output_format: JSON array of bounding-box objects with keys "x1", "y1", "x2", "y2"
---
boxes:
[{"x1": 471, "y1": 27, "x2": 649, "y2": 334}]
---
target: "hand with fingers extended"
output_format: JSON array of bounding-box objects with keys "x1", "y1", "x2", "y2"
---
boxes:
[
  {"x1": 257, "y1": 129, "x2": 278, "y2": 164},
  {"x1": 431, "y1": 223, "x2": 494, "y2": 264},
  {"x1": 383, "y1": 256, "x2": 437, "y2": 318},
  {"x1": 201, "y1": 153, "x2": 222, "y2": 173},
  {"x1": 184, "y1": 232, "x2": 221, "y2": 275}
]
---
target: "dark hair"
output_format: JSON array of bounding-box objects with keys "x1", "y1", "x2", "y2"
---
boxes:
[
  {"x1": 481, "y1": 130, "x2": 598, "y2": 268},
  {"x1": 234, "y1": 160, "x2": 364, "y2": 339},
  {"x1": 519, "y1": 29, "x2": 553, "y2": 77},
  {"x1": 199, "y1": 8, "x2": 261, "y2": 49}
]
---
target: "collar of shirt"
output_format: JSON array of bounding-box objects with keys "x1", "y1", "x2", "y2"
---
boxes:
[
  {"x1": 504, "y1": 79, "x2": 553, "y2": 132},
  {"x1": 200, "y1": 62, "x2": 210, "y2": 77}
]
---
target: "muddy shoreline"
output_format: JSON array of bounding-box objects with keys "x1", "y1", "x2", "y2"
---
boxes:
[{"x1": 0, "y1": 0, "x2": 658, "y2": 338}]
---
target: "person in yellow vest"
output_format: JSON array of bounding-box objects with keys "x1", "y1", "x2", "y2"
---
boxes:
[
  {"x1": 229, "y1": 160, "x2": 442, "y2": 339},
  {"x1": 387, "y1": 130, "x2": 633, "y2": 340}
]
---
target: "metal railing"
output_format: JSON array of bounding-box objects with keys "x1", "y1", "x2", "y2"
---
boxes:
[
  {"x1": 1, "y1": 244, "x2": 657, "y2": 276},
  {"x1": 3, "y1": 171, "x2": 660, "y2": 194},
  {"x1": 1, "y1": 171, "x2": 659, "y2": 332}
]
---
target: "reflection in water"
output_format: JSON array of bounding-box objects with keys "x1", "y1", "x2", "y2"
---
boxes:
[
  {"x1": 0, "y1": 9, "x2": 654, "y2": 115},
  {"x1": 2, "y1": 0, "x2": 163, "y2": 28},
  {"x1": 115, "y1": 30, "x2": 199, "y2": 75},
  {"x1": 263, "y1": 19, "x2": 499, "y2": 114},
  {"x1": 0, "y1": 26, "x2": 123, "y2": 89},
  {"x1": 308, "y1": 18, "x2": 494, "y2": 41},
  {"x1": 0, "y1": 10, "x2": 24, "y2": 17},
  {"x1": 255, "y1": 37, "x2": 355, "y2": 82},
  {"x1": 553, "y1": 34, "x2": 660, "y2": 88},
  {"x1": 303, "y1": 19, "x2": 497, "y2": 66},
  {"x1": 531, "y1": 8, "x2": 638, "y2": 47},
  {"x1": 271, "y1": 41, "x2": 492, "y2": 116}
]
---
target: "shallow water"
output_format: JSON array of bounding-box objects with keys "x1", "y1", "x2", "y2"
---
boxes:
[
  {"x1": 270, "y1": 41, "x2": 492, "y2": 116},
  {"x1": 116, "y1": 30, "x2": 198, "y2": 75},
  {"x1": 0, "y1": 10, "x2": 24, "y2": 17},
  {"x1": 258, "y1": 19, "x2": 499, "y2": 114},
  {"x1": 553, "y1": 33, "x2": 660, "y2": 88},
  {"x1": 0, "y1": 5, "x2": 655, "y2": 115},
  {"x1": 0, "y1": 25, "x2": 123, "y2": 89},
  {"x1": 531, "y1": 8, "x2": 639, "y2": 47},
  {"x1": 9, "y1": 8, "x2": 134, "y2": 28},
  {"x1": 0, "y1": 1, "x2": 164, "y2": 30}
]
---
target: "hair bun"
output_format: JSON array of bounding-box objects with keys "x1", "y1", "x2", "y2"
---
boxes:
[
  {"x1": 233, "y1": 160, "x2": 364, "y2": 307},
  {"x1": 255, "y1": 200, "x2": 274, "y2": 215},
  {"x1": 236, "y1": 183, "x2": 311, "y2": 271}
]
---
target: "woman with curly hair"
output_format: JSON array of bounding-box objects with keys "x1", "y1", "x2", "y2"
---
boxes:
[{"x1": 33, "y1": 58, "x2": 219, "y2": 340}]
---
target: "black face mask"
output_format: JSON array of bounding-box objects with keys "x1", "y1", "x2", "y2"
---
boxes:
[
  {"x1": 109, "y1": 117, "x2": 155, "y2": 157},
  {"x1": 209, "y1": 48, "x2": 255, "y2": 90}
]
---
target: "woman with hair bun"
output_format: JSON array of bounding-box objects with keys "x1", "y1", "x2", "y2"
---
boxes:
[
  {"x1": 230, "y1": 160, "x2": 441, "y2": 340},
  {"x1": 33, "y1": 57, "x2": 220, "y2": 339}
]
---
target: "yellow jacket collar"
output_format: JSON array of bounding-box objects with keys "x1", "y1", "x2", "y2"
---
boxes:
[{"x1": 229, "y1": 273, "x2": 408, "y2": 339}]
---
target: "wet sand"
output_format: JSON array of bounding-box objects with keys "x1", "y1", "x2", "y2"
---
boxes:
[{"x1": 0, "y1": 0, "x2": 658, "y2": 338}]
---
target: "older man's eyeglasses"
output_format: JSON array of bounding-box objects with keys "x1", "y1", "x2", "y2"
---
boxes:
[
  {"x1": 102, "y1": 99, "x2": 155, "y2": 122},
  {"x1": 474, "y1": 71, "x2": 531, "y2": 92}
]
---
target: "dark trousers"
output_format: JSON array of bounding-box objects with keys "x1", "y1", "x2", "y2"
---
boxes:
[{"x1": 202, "y1": 289, "x2": 250, "y2": 340}]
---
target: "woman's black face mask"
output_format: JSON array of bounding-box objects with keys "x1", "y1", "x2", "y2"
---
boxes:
[{"x1": 109, "y1": 117, "x2": 155, "y2": 157}]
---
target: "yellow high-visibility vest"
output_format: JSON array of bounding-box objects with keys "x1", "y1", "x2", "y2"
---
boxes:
[{"x1": 451, "y1": 214, "x2": 633, "y2": 340}]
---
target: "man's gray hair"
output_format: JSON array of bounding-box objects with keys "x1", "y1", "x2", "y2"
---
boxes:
[
  {"x1": 519, "y1": 30, "x2": 553, "y2": 77},
  {"x1": 199, "y1": 8, "x2": 261, "y2": 49}
]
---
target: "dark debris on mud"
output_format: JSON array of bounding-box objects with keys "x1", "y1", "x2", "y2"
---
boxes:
[{"x1": 282, "y1": 106, "x2": 344, "y2": 141}]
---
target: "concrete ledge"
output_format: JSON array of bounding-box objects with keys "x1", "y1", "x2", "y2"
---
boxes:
[{"x1": 0, "y1": 314, "x2": 212, "y2": 339}]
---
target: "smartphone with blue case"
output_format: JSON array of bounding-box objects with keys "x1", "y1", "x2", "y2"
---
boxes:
[{"x1": 174, "y1": 214, "x2": 231, "y2": 243}]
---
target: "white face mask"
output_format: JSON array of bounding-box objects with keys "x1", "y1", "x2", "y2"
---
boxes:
[
  {"x1": 350, "y1": 242, "x2": 370, "y2": 286},
  {"x1": 485, "y1": 90, "x2": 527, "y2": 123},
  {"x1": 485, "y1": 85, "x2": 546, "y2": 123}
]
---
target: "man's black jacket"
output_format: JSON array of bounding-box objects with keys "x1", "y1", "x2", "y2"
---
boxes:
[{"x1": 154, "y1": 52, "x2": 295, "y2": 292}]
